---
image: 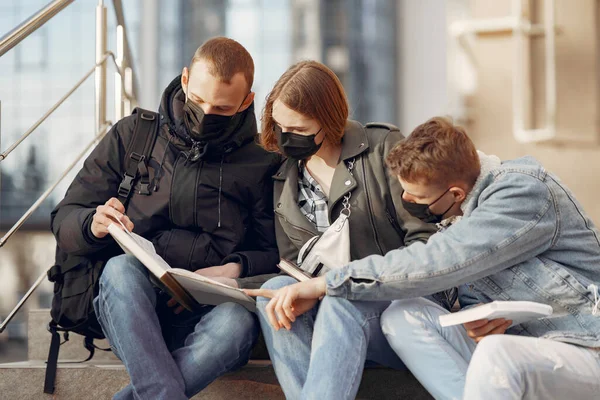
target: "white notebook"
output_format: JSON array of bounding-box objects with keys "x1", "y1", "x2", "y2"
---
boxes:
[
  {"x1": 439, "y1": 301, "x2": 553, "y2": 328},
  {"x1": 107, "y1": 222, "x2": 256, "y2": 312}
]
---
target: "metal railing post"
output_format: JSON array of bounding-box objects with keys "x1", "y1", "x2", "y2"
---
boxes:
[
  {"x1": 95, "y1": 0, "x2": 108, "y2": 132},
  {"x1": 0, "y1": 101, "x2": 2, "y2": 227},
  {"x1": 112, "y1": 0, "x2": 140, "y2": 104},
  {"x1": 0, "y1": 0, "x2": 142, "y2": 335},
  {"x1": 124, "y1": 67, "x2": 133, "y2": 115},
  {"x1": 115, "y1": 25, "x2": 124, "y2": 121}
]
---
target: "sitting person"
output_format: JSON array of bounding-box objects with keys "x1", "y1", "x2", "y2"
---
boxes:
[
  {"x1": 248, "y1": 116, "x2": 600, "y2": 400},
  {"x1": 246, "y1": 60, "x2": 438, "y2": 399},
  {"x1": 51, "y1": 37, "x2": 280, "y2": 399}
]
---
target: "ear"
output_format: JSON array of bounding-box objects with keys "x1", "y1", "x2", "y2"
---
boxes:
[
  {"x1": 450, "y1": 187, "x2": 467, "y2": 203},
  {"x1": 238, "y1": 91, "x2": 255, "y2": 112},
  {"x1": 181, "y1": 67, "x2": 189, "y2": 95}
]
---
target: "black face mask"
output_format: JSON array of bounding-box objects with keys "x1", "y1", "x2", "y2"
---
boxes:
[
  {"x1": 402, "y1": 188, "x2": 455, "y2": 224},
  {"x1": 182, "y1": 92, "x2": 247, "y2": 143},
  {"x1": 275, "y1": 124, "x2": 323, "y2": 160}
]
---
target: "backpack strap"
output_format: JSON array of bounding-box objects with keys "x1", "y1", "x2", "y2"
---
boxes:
[
  {"x1": 43, "y1": 322, "x2": 61, "y2": 394},
  {"x1": 117, "y1": 108, "x2": 159, "y2": 205},
  {"x1": 43, "y1": 324, "x2": 111, "y2": 394},
  {"x1": 44, "y1": 110, "x2": 159, "y2": 394}
]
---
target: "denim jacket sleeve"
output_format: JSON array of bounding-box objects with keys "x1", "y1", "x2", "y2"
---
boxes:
[{"x1": 325, "y1": 172, "x2": 558, "y2": 301}]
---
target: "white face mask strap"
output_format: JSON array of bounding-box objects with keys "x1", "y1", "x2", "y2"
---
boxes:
[{"x1": 588, "y1": 284, "x2": 600, "y2": 316}]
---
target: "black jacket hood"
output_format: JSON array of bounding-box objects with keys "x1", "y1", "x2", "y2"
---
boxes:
[{"x1": 158, "y1": 75, "x2": 258, "y2": 155}]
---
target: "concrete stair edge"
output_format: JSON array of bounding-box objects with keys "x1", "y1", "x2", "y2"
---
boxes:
[
  {"x1": 14, "y1": 308, "x2": 433, "y2": 399},
  {"x1": 0, "y1": 359, "x2": 432, "y2": 400}
]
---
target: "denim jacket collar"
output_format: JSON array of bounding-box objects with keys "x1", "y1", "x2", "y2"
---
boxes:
[{"x1": 460, "y1": 151, "x2": 502, "y2": 217}]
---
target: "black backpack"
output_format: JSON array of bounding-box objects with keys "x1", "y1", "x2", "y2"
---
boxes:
[{"x1": 43, "y1": 108, "x2": 160, "y2": 394}]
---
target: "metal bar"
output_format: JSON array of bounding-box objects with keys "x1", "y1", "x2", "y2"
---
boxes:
[
  {"x1": 544, "y1": 0, "x2": 557, "y2": 131},
  {"x1": 107, "y1": 54, "x2": 134, "y2": 102},
  {"x1": 0, "y1": 0, "x2": 74, "y2": 58},
  {"x1": 112, "y1": 0, "x2": 139, "y2": 103},
  {"x1": 0, "y1": 264, "x2": 54, "y2": 334},
  {"x1": 0, "y1": 124, "x2": 112, "y2": 249},
  {"x1": 124, "y1": 67, "x2": 133, "y2": 115},
  {"x1": 95, "y1": 0, "x2": 108, "y2": 133},
  {"x1": 449, "y1": 16, "x2": 545, "y2": 37},
  {"x1": 512, "y1": 0, "x2": 526, "y2": 136},
  {"x1": 115, "y1": 25, "x2": 124, "y2": 121},
  {"x1": 0, "y1": 101, "x2": 2, "y2": 227},
  {"x1": 512, "y1": 0, "x2": 556, "y2": 143},
  {"x1": 0, "y1": 53, "x2": 111, "y2": 162}
]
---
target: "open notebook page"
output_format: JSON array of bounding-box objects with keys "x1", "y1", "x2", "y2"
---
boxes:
[
  {"x1": 167, "y1": 268, "x2": 242, "y2": 290},
  {"x1": 110, "y1": 220, "x2": 171, "y2": 274}
]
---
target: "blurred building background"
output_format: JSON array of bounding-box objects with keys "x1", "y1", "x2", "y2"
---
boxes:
[{"x1": 1, "y1": 0, "x2": 599, "y2": 360}]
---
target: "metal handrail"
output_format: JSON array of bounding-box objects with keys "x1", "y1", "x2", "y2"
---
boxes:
[
  {"x1": 0, "y1": 123, "x2": 112, "y2": 249},
  {"x1": 0, "y1": 0, "x2": 75, "y2": 57},
  {"x1": 0, "y1": 265, "x2": 53, "y2": 334},
  {"x1": 0, "y1": 0, "x2": 140, "y2": 334},
  {"x1": 0, "y1": 51, "x2": 133, "y2": 163},
  {"x1": 0, "y1": 53, "x2": 108, "y2": 162},
  {"x1": 0, "y1": 123, "x2": 112, "y2": 333},
  {"x1": 449, "y1": 0, "x2": 557, "y2": 143}
]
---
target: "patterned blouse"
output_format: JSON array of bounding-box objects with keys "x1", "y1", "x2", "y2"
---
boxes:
[{"x1": 297, "y1": 162, "x2": 330, "y2": 233}]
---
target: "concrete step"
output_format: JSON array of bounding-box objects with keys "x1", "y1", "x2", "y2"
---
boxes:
[
  {"x1": 23, "y1": 310, "x2": 432, "y2": 399},
  {"x1": 0, "y1": 360, "x2": 283, "y2": 399},
  {"x1": 28, "y1": 309, "x2": 118, "y2": 362},
  {"x1": 28, "y1": 309, "x2": 271, "y2": 362},
  {"x1": 0, "y1": 360, "x2": 432, "y2": 400}
]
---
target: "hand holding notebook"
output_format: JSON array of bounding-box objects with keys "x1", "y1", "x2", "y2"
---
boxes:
[
  {"x1": 439, "y1": 301, "x2": 553, "y2": 328},
  {"x1": 107, "y1": 221, "x2": 256, "y2": 312}
]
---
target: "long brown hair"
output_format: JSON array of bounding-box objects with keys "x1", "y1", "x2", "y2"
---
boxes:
[{"x1": 260, "y1": 60, "x2": 349, "y2": 153}]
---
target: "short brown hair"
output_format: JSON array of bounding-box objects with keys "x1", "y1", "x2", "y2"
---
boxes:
[
  {"x1": 191, "y1": 37, "x2": 254, "y2": 90},
  {"x1": 386, "y1": 117, "x2": 481, "y2": 186},
  {"x1": 260, "y1": 60, "x2": 349, "y2": 152}
]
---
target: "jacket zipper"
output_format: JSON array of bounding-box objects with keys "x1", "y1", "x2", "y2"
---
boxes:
[
  {"x1": 361, "y1": 157, "x2": 384, "y2": 255},
  {"x1": 193, "y1": 160, "x2": 203, "y2": 226}
]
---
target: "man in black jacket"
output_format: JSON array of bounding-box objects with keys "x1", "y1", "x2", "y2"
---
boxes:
[{"x1": 51, "y1": 37, "x2": 280, "y2": 399}]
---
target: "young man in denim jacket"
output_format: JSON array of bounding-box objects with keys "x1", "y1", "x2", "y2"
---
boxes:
[{"x1": 248, "y1": 117, "x2": 600, "y2": 400}]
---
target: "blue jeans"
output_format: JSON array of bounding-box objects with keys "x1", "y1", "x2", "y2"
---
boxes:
[
  {"x1": 93, "y1": 254, "x2": 259, "y2": 400},
  {"x1": 381, "y1": 297, "x2": 600, "y2": 400},
  {"x1": 256, "y1": 276, "x2": 405, "y2": 400}
]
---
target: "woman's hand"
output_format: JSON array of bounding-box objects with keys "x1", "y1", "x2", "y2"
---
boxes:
[{"x1": 244, "y1": 276, "x2": 327, "y2": 331}]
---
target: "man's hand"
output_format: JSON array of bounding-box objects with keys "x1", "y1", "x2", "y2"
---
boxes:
[
  {"x1": 244, "y1": 276, "x2": 327, "y2": 331},
  {"x1": 464, "y1": 318, "x2": 512, "y2": 343},
  {"x1": 91, "y1": 197, "x2": 134, "y2": 238},
  {"x1": 195, "y1": 263, "x2": 242, "y2": 279}
]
